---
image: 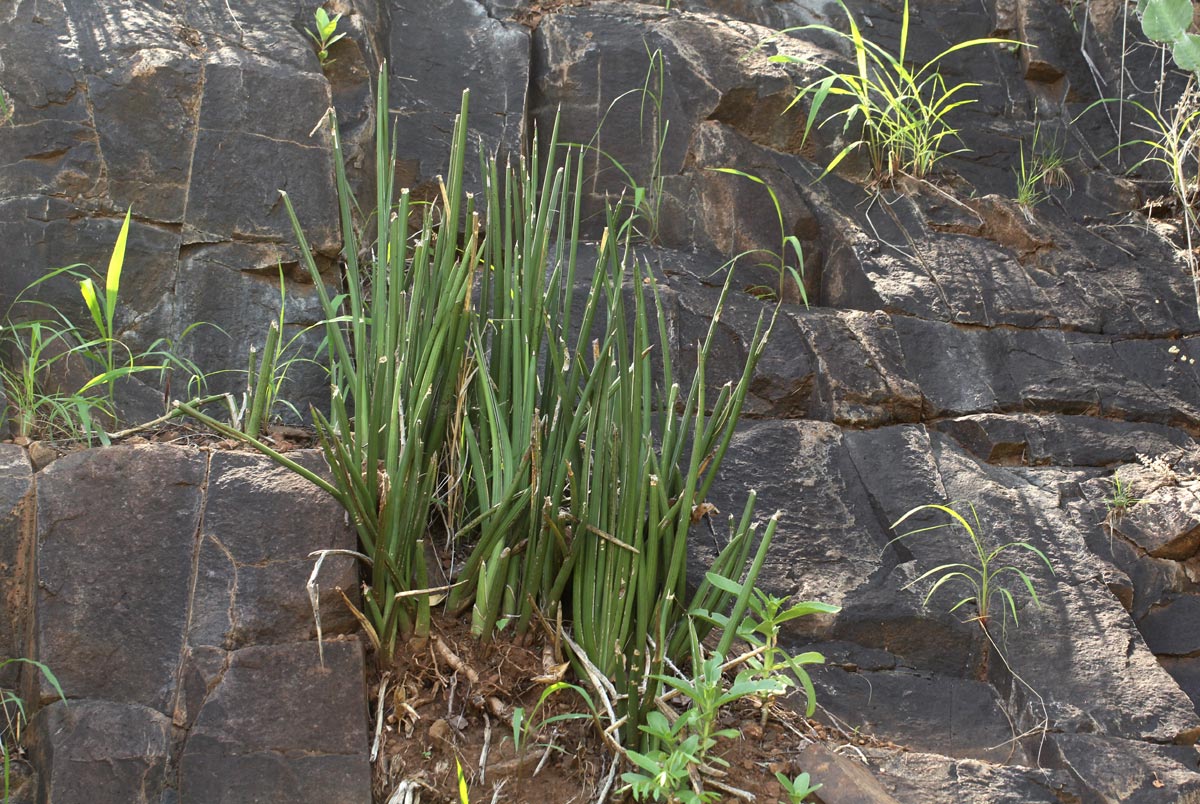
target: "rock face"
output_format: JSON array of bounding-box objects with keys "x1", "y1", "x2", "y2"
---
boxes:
[
  {"x1": 7, "y1": 0, "x2": 1200, "y2": 802},
  {"x1": 16, "y1": 445, "x2": 369, "y2": 803},
  {"x1": 0, "y1": 446, "x2": 33, "y2": 689}
]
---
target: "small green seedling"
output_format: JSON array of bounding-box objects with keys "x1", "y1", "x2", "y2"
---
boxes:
[
  {"x1": 510, "y1": 681, "x2": 596, "y2": 767},
  {"x1": 1105, "y1": 475, "x2": 1143, "y2": 519},
  {"x1": 1014, "y1": 123, "x2": 1070, "y2": 213},
  {"x1": 694, "y1": 575, "x2": 836, "y2": 721},
  {"x1": 306, "y1": 7, "x2": 347, "y2": 66},
  {"x1": 889, "y1": 501, "x2": 1054, "y2": 633},
  {"x1": 775, "y1": 771, "x2": 821, "y2": 804}
]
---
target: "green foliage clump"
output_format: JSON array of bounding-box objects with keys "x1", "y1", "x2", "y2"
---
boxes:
[
  {"x1": 180, "y1": 69, "x2": 824, "y2": 767},
  {"x1": 1014, "y1": 123, "x2": 1070, "y2": 212},
  {"x1": 765, "y1": 0, "x2": 1016, "y2": 180},
  {"x1": 2, "y1": 209, "x2": 204, "y2": 443},
  {"x1": 109, "y1": 46, "x2": 842, "y2": 803}
]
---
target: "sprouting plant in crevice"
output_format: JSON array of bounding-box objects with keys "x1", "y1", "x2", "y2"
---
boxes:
[
  {"x1": 579, "y1": 42, "x2": 672, "y2": 243},
  {"x1": 1105, "y1": 474, "x2": 1144, "y2": 520},
  {"x1": 306, "y1": 6, "x2": 347, "y2": 66},
  {"x1": 1014, "y1": 123, "x2": 1071, "y2": 215},
  {"x1": 1081, "y1": 79, "x2": 1200, "y2": 316},
  {"x1": 1100, "y1": 472, "x2": 1147, "y2": 549},
  {"x1": 889, "y1": 501, "x2": 1054, "y2": 637},
  {"x1": 889, "y1": 501, "x2": 1054, "y2": 759},
  {"x1": 763, "y1": 0, "x2": 1018, "y2": 181},
  {"x1": 706, "y1": 167, "x2": 809, "y2": 304}
]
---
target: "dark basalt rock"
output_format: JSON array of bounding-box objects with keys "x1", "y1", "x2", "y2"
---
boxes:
[
  {"x1": 26, "y1": 445, "x2": 368, "y2": 801},
  {"x1": 176, "y1": 641, "x2": 371, "y2": 804},
  {"x1": 935, "y1": 414, "x2": 1197, "y2": 467},
  {"x1": 8, "y1": 0, "x2": 1200, "y2": 800},
  {"x1": 384, "y1": 0, "x2": 530, "y2": 195},
  {"x1": 867, "y1": 748, "x2": 1077, "y2": 803},
  {"x1": 33, "y1": 445, "x2": 206, "y2": 712},
  {"x1": 26, "y1": 700, "x2": 172, "y2": 804}
]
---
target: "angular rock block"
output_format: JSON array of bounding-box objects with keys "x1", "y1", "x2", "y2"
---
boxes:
[
  {"x1": 936, "y1": 414, "x2": 1196, "y2": 467},
  {"x1": 26, "y1": 700, "x2": 172, "y2": 804},
  {"x1": 177, "y1": 641, "x2": 370, "y2": 804},
  {"x1": 1044, "y1": 733, "x2": 1200, "y2": 804},
  {"x1": 189, "y1": 450, "x2": 360, "y2": 650},
  {"x1": 713, "y1": 420, "x2": 1200, "y2": 756},
  {"x1": 386, "y1": 0, "x2": 529, "y2": 194},
  {"x1": 704, "y1": 420, "x2": 893, "y2": 612},
  {"x1": 531, "y1": 1, "x2": 809, "y2": 237},
  {"x1": 1139, "y1": 594, "x2": 1200, "y2": 656},
  {"x1": 794, "y1": 309, "x2": 924, "y2": 427},
  {"x1": 33, "y1": 445, "x2": 360, "y2": 707},
  {"x1": 892, "y1": 317, "x2": 1200, "y2": 428},
  {"x1": 29, "y1": 444, "x2": 369, "y2": 802},
  {"x1": 185, "y1": 53, "x2": 336, "y2": 247},
  {"x1": 868, "y1": 748, "x2": 1076, "y2": 803},
  {"x1": 33, "y1": 446, "x2": 205, "y2": 711},
  {"x1": 811, "y1": 174, "x2": 1198, "y2": 336},
  {"x1": 809, "y1": 666, "x2": 1015, "y2": 764},
  {"x1": 1114, "y1": 484, "x2": 1200, "y2": 560},
  {"x1": 0, "y1": 0, "x2": 341, "y2": 408},
  {"x1": 669, "y1": 267, "x2": 816, "y2": 419},
  {"x1": 798, "y1": 744, "x2": 901, "y2": 804}
]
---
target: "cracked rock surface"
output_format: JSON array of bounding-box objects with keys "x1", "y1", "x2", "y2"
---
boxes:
[
  {"x1": 6, "y1": 0, "x2": 1200, "y2": 801},
  {"x1": 9, "y1": 445, "x2": 367, "y2": 803}
]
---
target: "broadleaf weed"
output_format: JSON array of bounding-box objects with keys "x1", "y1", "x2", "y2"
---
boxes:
[
  {"x1": 776, "y1": 771, "x2": 821, "y2": 803},
  {"x1": 693, "y1": 575, "x2": 836, "y2": 720},
  {"x1": 306, "y1": 6, "x2": 347, "y2": 66}
]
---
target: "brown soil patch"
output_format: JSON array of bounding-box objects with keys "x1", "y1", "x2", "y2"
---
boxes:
[{"x1": 369, "y1": 614, "x2": 899, "y2": 804}]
